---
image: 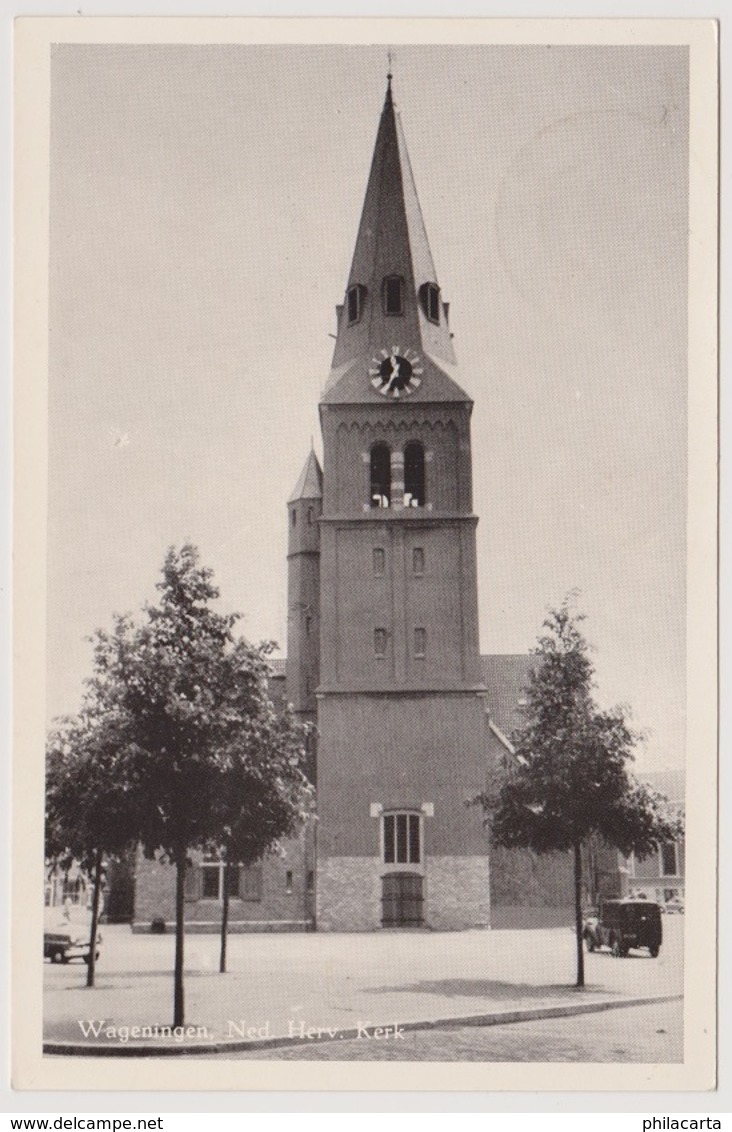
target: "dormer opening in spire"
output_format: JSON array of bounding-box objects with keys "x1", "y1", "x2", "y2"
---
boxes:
[
  {"x1": 382, "y1": 275, "x2": 404, "y2": 316},
  {"x1": 419, "y1": 282, "x2": 441, "y2": 324},
  {"x1": 347, "y1": 284, "x2": 367, "y2": 324}
]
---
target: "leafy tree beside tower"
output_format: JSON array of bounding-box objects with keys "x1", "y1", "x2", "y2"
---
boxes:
[
  {"x1": 46, "y1": 545, "x2": 312, "y2": 1026},
  {"x1": 478, "y1": 596, "x2": 683, "y2": 988}
]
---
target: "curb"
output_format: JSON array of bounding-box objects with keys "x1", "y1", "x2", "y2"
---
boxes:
[{"x1": 43, "y1": 993, "x2": 682, "y2": 1058}]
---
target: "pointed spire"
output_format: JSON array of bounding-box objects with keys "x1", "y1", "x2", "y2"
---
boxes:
[
  {"x1": 288, "y1": 447, "x2": 323, "y2": 502},
  {"x1": 323, "y1": 79, "x2": 469, "y2": 405}
]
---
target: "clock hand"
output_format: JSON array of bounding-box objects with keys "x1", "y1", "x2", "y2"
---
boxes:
[{"x1": 385, "y1": 355, "x2": 400, "y2": 391}]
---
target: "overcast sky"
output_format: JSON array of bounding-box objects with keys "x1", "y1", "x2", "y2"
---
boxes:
[{"x1": 47, "y1": 43, "x2": 689, "y2": 770}]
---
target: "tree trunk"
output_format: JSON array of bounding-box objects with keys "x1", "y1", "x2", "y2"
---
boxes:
[
  {"x1": 573, "y1": 840, "x2": 585, "y2": 989},
  {"x1": 174, "y1": 850, "x2": 186, "y2": 1028},
  {"x1": 86, "y1": 847, "x2": 103, "y2": 988},
  {"x1": 219, "y1": 860, "x2": 230, "y2": 974}
]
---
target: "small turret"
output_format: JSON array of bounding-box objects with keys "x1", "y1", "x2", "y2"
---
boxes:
[{"x1": 286, "y1": 448, "x2": 322, "y2": 720}]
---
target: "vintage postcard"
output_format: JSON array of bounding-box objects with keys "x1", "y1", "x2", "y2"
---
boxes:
[{"x1": 13, "y1": 18, "x2": 718, "y2": 1093}]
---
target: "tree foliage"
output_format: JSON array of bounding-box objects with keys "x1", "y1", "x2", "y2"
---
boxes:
[
  {"x1": 45, "y1": 708, "x2": 138, "y2": 985},
  {"x1": 47, "y1": 544, "x2": 312, "y2": 1021},
  {"x1": 479, "y1": 597, "x2": 683, "y2": 986}
]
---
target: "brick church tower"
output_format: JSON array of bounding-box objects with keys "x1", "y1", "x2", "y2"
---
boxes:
[{"x1": 288, "y1": 77, "x2": 494, "y2": 931}]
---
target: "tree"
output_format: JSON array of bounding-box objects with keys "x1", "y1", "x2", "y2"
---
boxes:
[
  {"x1": 45, "y1": 708, "x2": 138, "y2": 987},
  {"x1": 87, "y1": 544, "x2": 311, "y2": 1025},
  {"x1": 209, "y1": 698, "x2": 313, "y2": 974},
  {"x1": 478, "y1": 598, "x2": 683, "y2": 988}
]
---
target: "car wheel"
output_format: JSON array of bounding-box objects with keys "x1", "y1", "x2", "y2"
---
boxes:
[
  {"x1": 649, "y1": 945, "x2": 660, "y2": 958},
  {"x1": 50, "y1": 949, "x2": 62, "y2": 964}
]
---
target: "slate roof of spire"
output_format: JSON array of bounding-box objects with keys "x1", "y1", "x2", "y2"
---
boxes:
[
  {"x1": 322, "y1": 80, "x2": 471, "y2": 406},
  {"x1": 288, "y1": 448, "x2": 323, "y2": 502}
]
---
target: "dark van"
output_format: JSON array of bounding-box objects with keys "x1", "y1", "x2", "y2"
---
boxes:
[{"x1": 583, "y1": 899, "x2": 662, "y2": 958}]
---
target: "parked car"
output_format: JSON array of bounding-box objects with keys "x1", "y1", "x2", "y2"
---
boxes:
[
  {"x1": 44, "y1": 909, "x2": 102, "y2": 964},
  {"x1": 583, "y1": 899, "x2": 662, "y2": 958},
  {"x1": 664, "y1": 896, "x2": 685, "y2": 914}
]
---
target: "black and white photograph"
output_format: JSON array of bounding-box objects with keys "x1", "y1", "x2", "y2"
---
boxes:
[{"x1": 12, "y1": 18, "x2": 717, "y2": 1093}]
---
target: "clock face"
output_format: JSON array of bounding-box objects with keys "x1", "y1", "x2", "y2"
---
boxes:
[{"x1": 369, "y1": 347, "x2": 423, "y2": 398}]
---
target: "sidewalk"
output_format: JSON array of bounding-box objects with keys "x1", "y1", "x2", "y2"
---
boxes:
[{"x1": 43, "y1": 920, "x2": 683, "y2": 1056}]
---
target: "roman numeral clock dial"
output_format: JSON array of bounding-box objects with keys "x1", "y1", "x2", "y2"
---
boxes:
[{"x1": 369, "y1": 347, "x2": 423, "y2": 398}]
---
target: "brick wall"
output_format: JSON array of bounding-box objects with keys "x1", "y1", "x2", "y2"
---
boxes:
[
  {"x1": 133, "y1": 831, "x2": 313, "y2": 933},
  {"x1": 426, "y1": 856, "x2": 490, "y2": 930},
  {"x1": 316, "y1": 854, "x2": 491, "y2": 932},
  {"x1": 316, "y1": 856, "x2": 382, "y2": 932}
]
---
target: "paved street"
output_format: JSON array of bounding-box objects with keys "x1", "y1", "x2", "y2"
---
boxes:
[
  {"x1": 228, "y1": 998, "x2": 683, "y2": 1062},
  {"x1": 44, "y1": 917, "x2": 683, "y2": 1058}
]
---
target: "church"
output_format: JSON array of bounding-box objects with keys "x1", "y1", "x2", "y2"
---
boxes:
[{"x1": 132, "y1": 77, "x2": 581, "y2": 934}]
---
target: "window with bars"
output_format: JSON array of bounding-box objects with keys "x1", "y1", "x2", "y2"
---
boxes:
[{"x1": 383, "y1": 813, "x2": 421, "y2": 865}]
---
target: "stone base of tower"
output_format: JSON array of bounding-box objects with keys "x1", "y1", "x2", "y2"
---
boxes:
[
  {"x1": 315, "y1": 855, "x2": 491, "y2": 932},
  {"x1": 425, "y1": 856, "x2": 491, "y2": 930}
]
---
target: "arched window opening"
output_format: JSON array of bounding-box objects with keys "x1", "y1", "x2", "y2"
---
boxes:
[
  {"x1": 419, "y1": 282, "x2": 441, "y2": 324},
  {"x1": 404, "y1": 441, "x2": 425, "y2": 507},
  {"x1": 307, "y1": 506, "x2": 314, "y2": 525},
  {"x1": 382, "y1": 275, "x2": 404, "y2": 316},
  {"x1": 370, "y1": 443, "x2": 391, "y2": 508}
]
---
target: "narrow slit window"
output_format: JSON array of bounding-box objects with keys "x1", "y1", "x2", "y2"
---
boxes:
[
  {"x1": 307, "y1": 506, "x2": 314, "y2": 525},
  {"x1": 383, "y1": 275, "x2": 404, "y2": 315},
  {"x1": 373, "y1": 547, "x2": 385, "y2": 576},
  {"x1": 404, "y1": 441, "x2": 425, "y2": 507},
  {"x1": 413, "y1": 547, "x2": 425, "y2": 575},
  {"x1": 374, "y1": 628, "x2": 388, "y2": 658},
  {"x1": 414, "y1": 627, "x2": 426, "y2": 658},
  {"x1": 370, "y1": 443, "x2": 391, "y2": 508},
  {"x1": 285, "y1": 870, "x2": 293, "y2": 894}
]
